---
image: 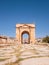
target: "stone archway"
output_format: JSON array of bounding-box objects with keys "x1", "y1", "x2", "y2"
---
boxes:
[
  {"x1": 21, "y1": 31, "x2": 30, "y2": 44},
  {"x1": 16, "y1": 24, "x2": 35, "y2": 44}
]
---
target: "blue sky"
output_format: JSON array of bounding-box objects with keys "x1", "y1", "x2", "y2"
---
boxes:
[{"x1": 0, "y1": 0, "x2": 49, "y2": 38}]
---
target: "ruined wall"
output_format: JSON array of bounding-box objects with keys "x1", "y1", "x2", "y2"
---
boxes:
[{"x1": 0, "y1": 36, "x2": 16, "y2": 44}]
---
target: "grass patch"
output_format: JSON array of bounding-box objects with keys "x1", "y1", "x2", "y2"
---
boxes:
[{"x1": 0, "y1": 58, "x2": 10, "y2": 61}]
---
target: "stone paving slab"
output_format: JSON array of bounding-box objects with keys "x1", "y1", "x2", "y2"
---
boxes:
[{"x1": 20, "y1": 57, "x2": 49, "y2": 65}]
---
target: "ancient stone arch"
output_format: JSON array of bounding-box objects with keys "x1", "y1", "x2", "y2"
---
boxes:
[{"x1": 16, "y1": 24, "x2": 35, "y2": 44}]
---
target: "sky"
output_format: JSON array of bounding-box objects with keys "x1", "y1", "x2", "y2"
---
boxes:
[{"x1": 0, "y1": 0, "x2": 49, "y2": 38}]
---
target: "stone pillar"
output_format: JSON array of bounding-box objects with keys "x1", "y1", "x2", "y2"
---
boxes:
[
  {"x1": 16, "y1": 27, "x2": 20, "y2": 43},
  {"x1": 30, "y1": 28, "x2": 35, "y2": 44}
]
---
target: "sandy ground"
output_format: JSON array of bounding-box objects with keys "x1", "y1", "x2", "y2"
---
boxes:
[{"x1": 20, "y1": 57, "x2": 49, "y2": 65}]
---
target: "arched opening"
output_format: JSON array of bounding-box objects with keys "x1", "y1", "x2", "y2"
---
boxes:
[{"x1": 21, "y1": 31, "x2": 30, "y2": 44}]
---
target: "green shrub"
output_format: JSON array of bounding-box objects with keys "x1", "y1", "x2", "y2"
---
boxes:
[{"x1": 42, "y1": 36, "x2": 49, "y2": 43}]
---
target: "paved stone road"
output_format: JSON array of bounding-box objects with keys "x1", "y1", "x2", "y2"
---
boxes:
[{"x1": 0, "y1": 44, "x2": 49, "y2": 65}]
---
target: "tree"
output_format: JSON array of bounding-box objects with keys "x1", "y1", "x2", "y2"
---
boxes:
[{"x1": 42, "y1": 36, "x2": 49, "y2": 43}]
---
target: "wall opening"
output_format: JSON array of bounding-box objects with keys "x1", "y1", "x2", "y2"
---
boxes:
[{"x1": 21, "y1": 31, "x2": 30, "y2": 44}]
